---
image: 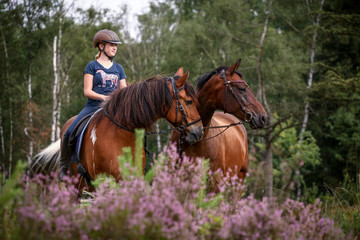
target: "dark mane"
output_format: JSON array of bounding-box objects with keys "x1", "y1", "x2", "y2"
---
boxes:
[
  {"x1": 93, "y1": 76, "x2": 197, "y2": 129},
  {"x1": 197, "y1": 66, "x2": 244, "y2": 90}
]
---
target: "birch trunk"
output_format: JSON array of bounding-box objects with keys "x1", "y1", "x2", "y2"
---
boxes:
[
  {"x1": 0, "y1": 29, "x2": 7, "y2": 182},
  {"x1": 0, "y1": 102, "x2": 4, "y2": 185},
  {"x1": 299, "y1": 0, "x2": 325, "y2": 141},
  {"x1": 256, "y1": 0, "x2": 273, "y2": 197},
  {"x1": 51, "y1": 35, "x2": 61, "y2": 142},
  {"x1": 296, "y1": 0, "x2": 325, "y2": 200},
  {"x1": 56, "y1": 24, "x2": 62, "y2": 140},
  {"x1": 154, "y1": 46, "x2": 162, "y2": 151},
  {"x1": 26, "y1": 64, "x2": 33, "y2": 165},
  {"x1": 1, "y1": 28, "x2": 13, "y2": 177},
  {"x1": 0, "y1": 102, "x2": 4, "y2": 162},
  {"x1": 264, "y1": 136, "x2": 273, "y2": 197}
]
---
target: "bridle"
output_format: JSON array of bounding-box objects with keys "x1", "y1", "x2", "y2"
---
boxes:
[
  {"x1": 78, "y1": 77, "x2": 202, "y2": 184},
  {"x1": 104, "y1": 76, "x2": 201, "y2": 156},
  {"x1": 220, "y1": 69, "x2": 253, "y2": 123},
  {"x1": 165, "y1": 77, "x2": 202, "y2": 153}
]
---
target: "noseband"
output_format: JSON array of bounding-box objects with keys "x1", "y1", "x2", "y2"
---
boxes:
[
  {"x1": 165, "y1": 77, "x2": 202, "y2": 131},
  {"x1": 220, "y1": 69, "x2": 253, "y2": 122}
]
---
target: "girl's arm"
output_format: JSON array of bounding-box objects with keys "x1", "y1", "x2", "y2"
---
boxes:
[
  {"x1": 119, "y1": 78, "x2": 127, "y2": 89},
  {"x1": 84, "y1": 73, "x2": 109, "y2": 101}
]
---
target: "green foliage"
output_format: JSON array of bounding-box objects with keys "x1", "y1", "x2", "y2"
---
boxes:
[
  {"x1": 322, "y1": 173, "x2": 360, "y2": 236},
  {"x1": 247, "y1": 120, "x2": 322, "y2": 200},
  {"x1": 0, "y1": 161, "x2": 26, "y2": 239},
  {"x1": 0, "y1": 3, "x2": 359, "y2": 237},
  {"x1": 116, "y1": 129, "x2": 144, "y2": 181},
  {"x1": 308, "y1": 70, "x2": 360, "y2": 187},
  {"x1": 0, "y1": 162, "x2": 26, "y2": 208}
]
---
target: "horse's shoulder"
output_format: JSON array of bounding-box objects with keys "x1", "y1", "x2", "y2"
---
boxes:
[
  {"x1": 212, "y1": 112, "x2": 243, "y2": 126},
  {"x1": 211, "y1": 112, "x2": 247, "y2": 137}
]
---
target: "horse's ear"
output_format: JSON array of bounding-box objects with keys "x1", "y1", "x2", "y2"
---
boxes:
[
  {"x1": 228, "y1": 58, "x2": 242, "y2": 75},
  {"x1": 177, "y1": 71, "x2": 189, "y2": 88},
  {"x1": 175, "y1": 67, "x2": 184, "y2": 77}
]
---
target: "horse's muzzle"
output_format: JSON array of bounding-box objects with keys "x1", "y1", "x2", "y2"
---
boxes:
[
  {"x1": 250, "y1": 114, "x2": 267, "y2": 129},
  {"x1": 185, "y1": 126, "x2": 204, "y2": 144}
]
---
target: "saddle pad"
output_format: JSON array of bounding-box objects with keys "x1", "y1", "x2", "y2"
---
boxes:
[{"x1": 69, "y1": 110, "x2": 100, "y2": 163}]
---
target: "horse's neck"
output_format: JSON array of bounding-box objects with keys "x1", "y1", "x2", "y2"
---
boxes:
[{"x1": 197, "y1": 91, "x2": 217, "y2": 127}]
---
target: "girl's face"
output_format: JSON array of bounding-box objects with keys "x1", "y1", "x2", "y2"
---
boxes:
[{"x1": 102, "y1": 43, "x2": 117, "y2": 57}]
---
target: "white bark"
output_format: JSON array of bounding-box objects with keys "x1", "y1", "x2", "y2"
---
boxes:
[
  {"x1": 299, "y1": 0, "x2": 325, "y2": 142},
  {"x1": 0, "y1": 102, "x2": 4, "y2": 160},
  {"x1": 297, "y1": 0, "x2": 325, "y2": 200},
  {"x1": 56, "y1": 23, "x2": 62, "y2": 140},
  {"x1": 256, "y1": 0, "x2": 273, "y2": 198},
  {"x1": 0, "y1": 101, "x2": 5, "y2": 185},
  {"x1": 51, "y1": 35, "x2": 61, "y2": 143},
  {"x1": 156, "y1": 122, "x2": 161, "y2": 152},
  {"x1": 26, "y1": 64, "x2": 33, "y2": 164},
  {"x1": 0, "y1": 30, "x2": 6, "y2": 171},
  {"x1": 256, "y1": 0, "x2": 273, "y2": 118},
  {"x1": 1, "y1": 28, "x2": 13, "y2": 177}
]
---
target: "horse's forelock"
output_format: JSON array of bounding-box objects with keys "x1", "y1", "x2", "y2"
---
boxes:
[
  {"x1": 196, "y1": 66, "x2": 244, "y2": 90},
  {"x1": 184, "y1": 81, "x2": 199, "y2": 106}
]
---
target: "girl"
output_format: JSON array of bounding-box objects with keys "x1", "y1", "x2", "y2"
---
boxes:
[{"x1": 59, "y1": 29, "x2": 127, "y2": 181}]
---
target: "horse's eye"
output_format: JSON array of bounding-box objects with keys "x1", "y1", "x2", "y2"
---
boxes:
[
  {"x1": 239, "y1": 88, "x2": 246, "y2": 92},
  {"x1": 185, "y1": 100, "x2": 193, "y2": 105}
]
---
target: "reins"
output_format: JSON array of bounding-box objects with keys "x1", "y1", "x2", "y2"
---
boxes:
[
  {"x1": 190, "y1": 69, "x2": 249, "y2": 143},
  {"x1": 103, "y1": 76, "x2": 201, "y2": 158},
  {"x1": 166, "y1": 77, "x2": 202, "y2": 154},
  {"x1": 198, "y1": 120, "x2": 244, "y2": 142}
]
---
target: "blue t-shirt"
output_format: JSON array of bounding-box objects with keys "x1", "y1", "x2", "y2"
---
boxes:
[{"x1": 84, "y1": 60, "x2": 126, "y2": 106}]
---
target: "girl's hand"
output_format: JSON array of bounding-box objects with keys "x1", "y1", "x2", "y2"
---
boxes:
[{"x1": 101, "y1": 95, "x2": 110, "y2": 102}]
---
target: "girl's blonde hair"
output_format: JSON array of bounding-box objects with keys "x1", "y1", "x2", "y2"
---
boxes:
[{"x1": 95, "y1": 51, "x2": 101, "y2": 60}]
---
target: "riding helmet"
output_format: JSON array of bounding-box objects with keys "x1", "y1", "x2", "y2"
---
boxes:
[{"x1": 93, "y1": 29, "x2": 122, "y2": 48}]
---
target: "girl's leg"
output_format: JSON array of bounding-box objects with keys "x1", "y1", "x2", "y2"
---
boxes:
[{"x1": 58, "y1": 105, "x2": 99, "y2": 181}]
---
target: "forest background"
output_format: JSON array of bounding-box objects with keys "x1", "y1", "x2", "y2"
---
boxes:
[{"x1": 0, "y1": 0, "x2": 359, "y2": 217}]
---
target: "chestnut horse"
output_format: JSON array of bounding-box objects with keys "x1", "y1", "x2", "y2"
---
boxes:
[
  {"x1": 171, "y1": 59, "x2": 267, "y2": 191},
  {"x1": 30, "y1": 73, "x2": 203, "y2": 193}
]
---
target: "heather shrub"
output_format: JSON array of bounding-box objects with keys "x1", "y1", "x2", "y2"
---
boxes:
[
  {"x1": 1, "y1": 139, "x2": 353, "y2": 239},
  {"x1": 0, "y1": 162, "x2": 26, "y2": 239},
  {"x1": 15, "y1": 173, "x2": 84, "y2": 240}
]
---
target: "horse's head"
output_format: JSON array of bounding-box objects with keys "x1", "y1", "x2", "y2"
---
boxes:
[
  {"x1": 197, "y1": 59, "x2": 267, "y2": 129},
  {"x1": 165, "y1": 71, "x2": 203, "y2": 144}
]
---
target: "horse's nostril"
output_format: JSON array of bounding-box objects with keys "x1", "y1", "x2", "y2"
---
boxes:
[{"x1": 261, "y1": 115, "x2": 267, "y2": 124}]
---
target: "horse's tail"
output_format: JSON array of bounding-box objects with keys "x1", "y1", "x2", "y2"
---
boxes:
[{"x1": 29, "y1": 139, "x2": 61, "y2": 177}]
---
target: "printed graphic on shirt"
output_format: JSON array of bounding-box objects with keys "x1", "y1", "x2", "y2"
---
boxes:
[{"x1": 96, "y1": 70, "x2": 119, "y2": 88}]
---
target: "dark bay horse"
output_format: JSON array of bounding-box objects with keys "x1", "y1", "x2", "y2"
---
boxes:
[
  {"x1": 171, "y1": 59, "x2": 267, "y2": 191},
  {"x1": 30, "y1": 73, "x2": 203, "y2": 192}
]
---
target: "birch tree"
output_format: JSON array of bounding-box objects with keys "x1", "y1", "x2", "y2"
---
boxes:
[
  {"x1": 0, "y1": 28, "x2": 12, "y2": 179},
  {"x1": 256, "y1": 0, "x2": 274, "y2": 197},
  {"x1": 135, "y1": 2, "x2": 181, "y2": 152},
  {"x1": 22, "y1": 0, "x2": 52, "y2": 163},
  {"x1": 1, "y1": 27, "x2": 14, "y2": 175},
  {"x1": 299, "y1": 0, "x2": 325, "y2": 141},
  {"x1": 51, "y1": 0, "x2": 74, "y2": 142},
  {"x1": 51, "y1": 34, "x2": 61, "y2": 142}
]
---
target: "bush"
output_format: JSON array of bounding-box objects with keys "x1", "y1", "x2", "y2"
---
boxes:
[{"x1": 1, "y1": 144, "x2": 353, "y2": 240}]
